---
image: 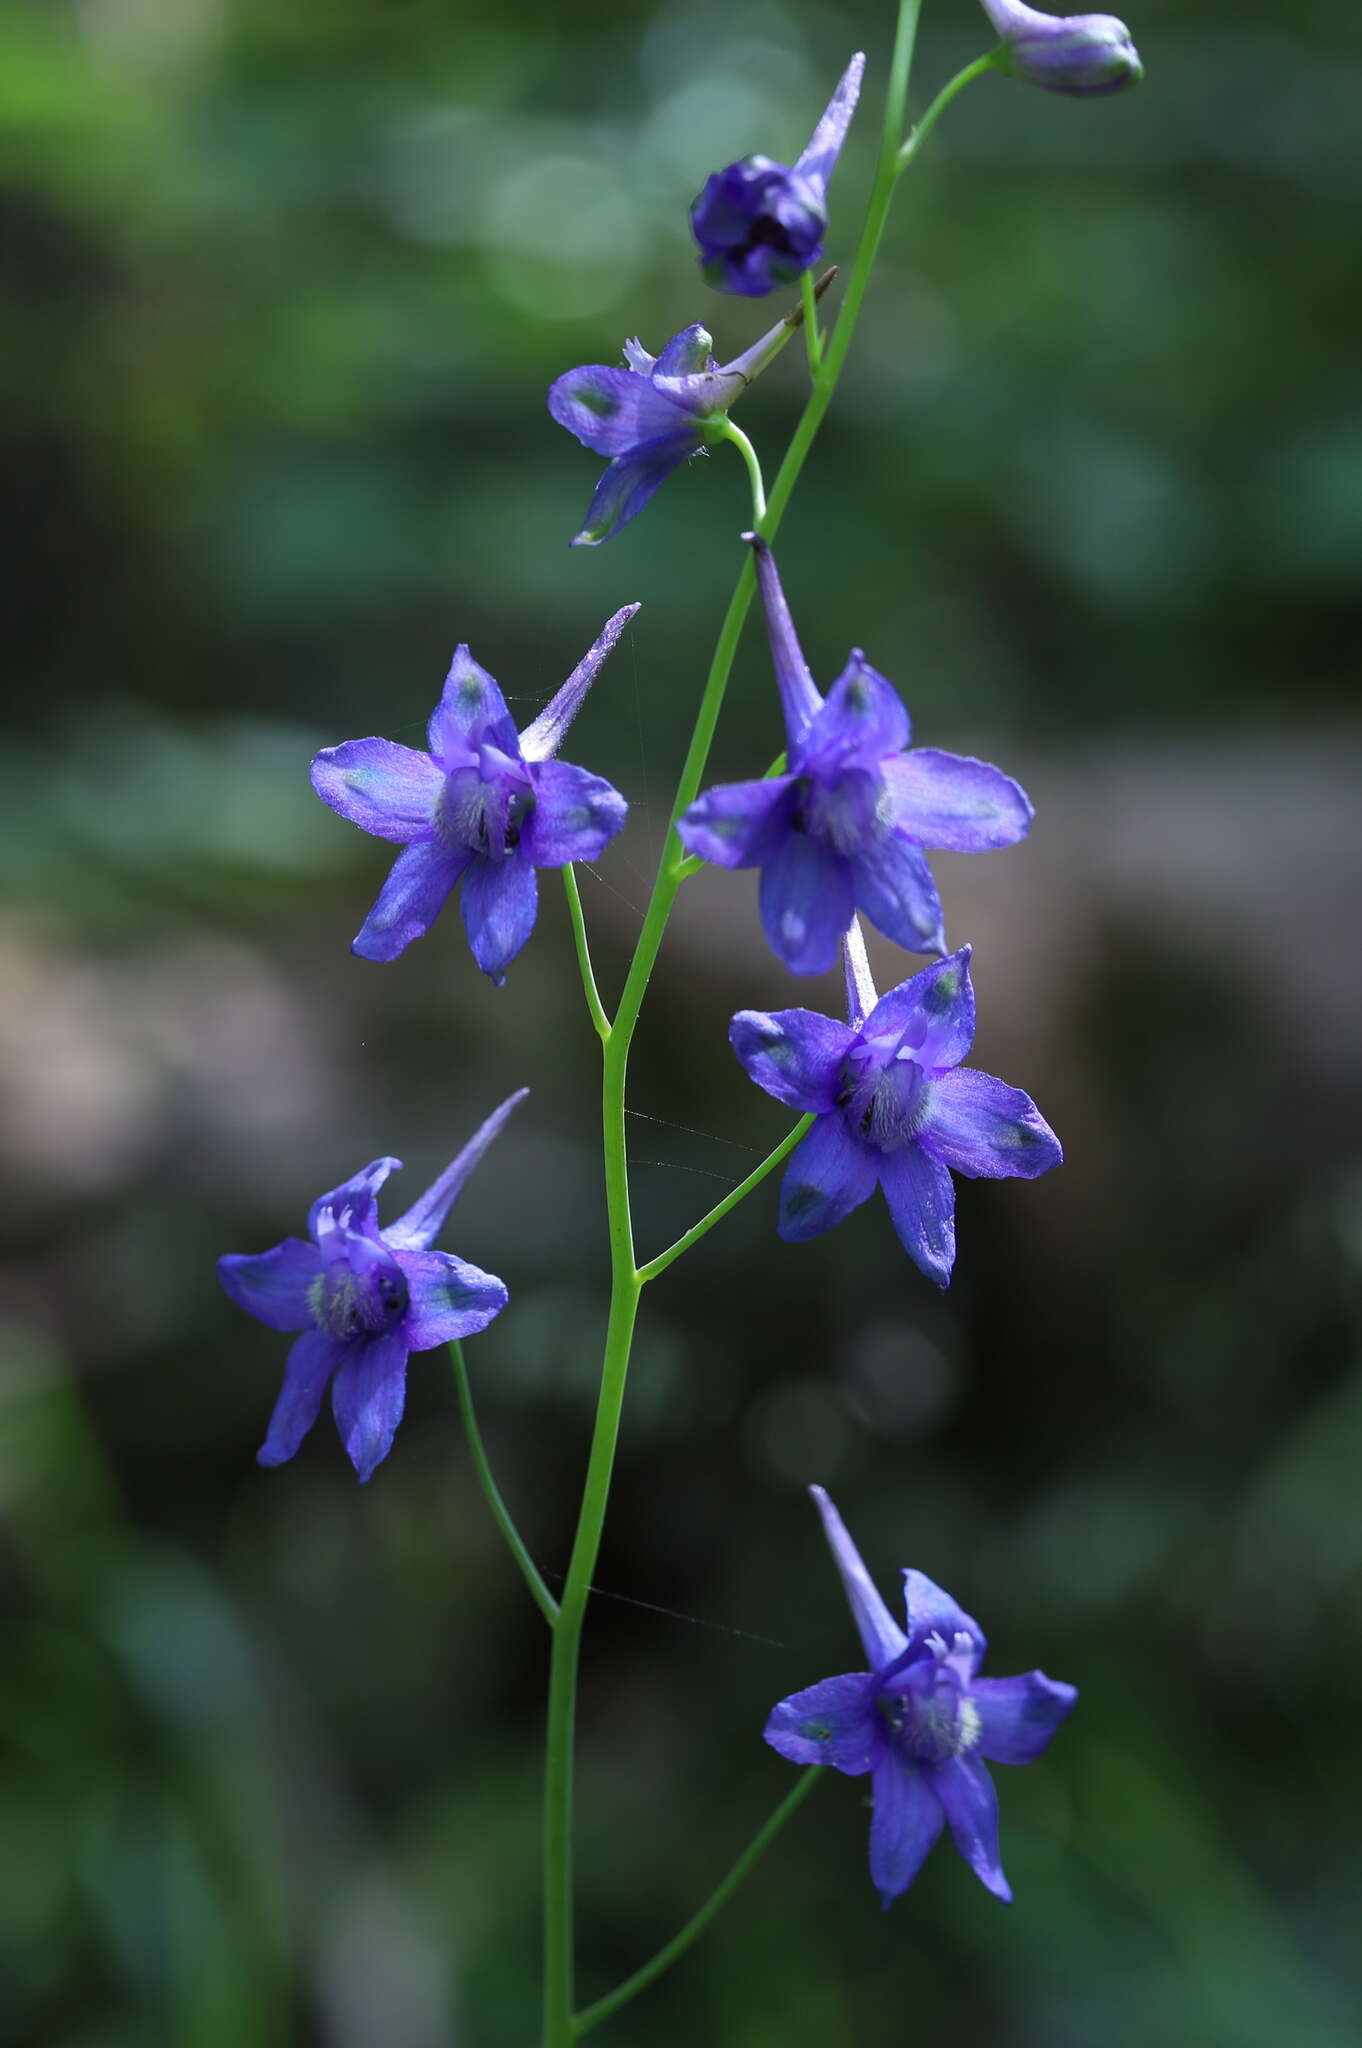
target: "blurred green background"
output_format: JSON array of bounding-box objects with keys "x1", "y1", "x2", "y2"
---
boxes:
[{"x1": 3, "y1": 0, "x2": 1361, "y2": 2042}]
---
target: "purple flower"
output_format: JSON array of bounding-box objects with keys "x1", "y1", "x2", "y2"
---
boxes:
[
  {"x1": 312, "y1": 608, "x2": 636, "y2": 983},
  {"x1": 690, "y1": 54, "x2": 865, "y2": 297},
  {"x1": 219, "y1": 1092, "x2": 524, "y2": 1482},
  {"x1": 980, "y1": 0, "x2": 1143, "y2": 96},
  {"x1": 680, "y1": 540, "x2": 1032, "y2": 974},
  {"x1": 730, "y1": 921, "x2": 1061, "y2": 1285},
  {"x1": 766, "y1": 1486, "x2": 1077, "y2": 1907},
  {"x1": 548, "y1": 304, "x2": 819, "y2": 547}
]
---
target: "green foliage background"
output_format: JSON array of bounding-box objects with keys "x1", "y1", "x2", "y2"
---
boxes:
[{"x1": 3, "y1": 1, "x2": 1361, "y2": 2042}]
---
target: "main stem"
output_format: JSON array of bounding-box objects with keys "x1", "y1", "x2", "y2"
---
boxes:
[{"x1": 541, "y1": 6, "x2": 924, "y2": 2038}]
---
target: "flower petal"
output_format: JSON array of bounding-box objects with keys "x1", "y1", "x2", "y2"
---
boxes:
[
  {"x1": 383, "y1": 1090, "x2": 528, "y2": 1252},
  {"x1": 729, "y1": 1007, "x2": 856, "y2": 1114},
  {"x1": 869, "y1": 1753, "x2": 944, "y2": 1908},
  {"x1": 677, "y1": 774, "x2": 798, "y2": 869},
  {"x1": 778, "y1": 1115, "x2": 878, "y2": 1241},
  {"x1": 569, "y1": 432, "x2": 699, "y2": 548},
  {"x1": 308, "y1": 1157, "x2": 402, "y2": 1240},
  {"x1": 518, "y1": 604, "x2": 641, "y2": 764},
  {"x1": 522, "y1": 760, "x2": 628, "y2": 866},
  {"x1": 973, "y1": 1671, "x2": 1078, "y2": 1765},
  {"x1": 310, "y1": 738, "x2": 444, "y2": 843},
  {"x1": 352, "y1": 840, "x2": 467, "y2": 963},
  {"x1": 764, "y1": 1672, "x2": 880, "y2": 1774},
  {"x1": 877, "y1": 1143, "x2": 957, "y2": 1286},
  {"x1": 428, "y1": 646, "x2": 520, "y2": 761},
  {"x1": 800, "y1": 653, "x2": 910, "y2": 774},
  {"x1": 843, "y1": 918, "x2": 878, "y2": 1030},
  {"x1": 923, "y1": 1067, "x2": 1063, "y2": 1180},
  {"x1": 901, "y1": 1569, "x2": 986, "y2": 1667},
  {"x1": 393, "y1": 1249, "x2": 508, "y2": 1349},
  {"x1": 218, "y1": 1238, "x2": 321, "y2": 1332},
  {"x1": 881, "y1": 749, "x2": 1033, "y2": 852},
  {"x1": 546, "y1": 364, "x2": 688, "y2": 455},
  {"x1": 810, "y1": 1484, "x2": 908, "y2": 1671},
  {"x1": 863, "y1": 949, "x2": 975, "y2": 1069},
  {"x1": 330, "y1": 1331, "x2": 410, "y2": 1483},
  {"x1": 926, "y1": 1755, "x2": 1011, "y2": 1902},
  {"x1": 257, "y1": 1327, "x2": 347, "y2": 1468},
  {"x1": 848, "y1": 830, "x2": 945, "y2": 956},
  {"x1": 653, "y1": 323, "x2": 716, "y2": 378},
  {"x1": 460, "y1": 851, "x2": 538, "y2": 985},
  {"x1": 794, "y1": 51, "x2": 866, "y2": 191},
  {"x1": 750, "y1": 538, "x2": 823, "y2": 744},
  {"x1": 760, "y1": 831, "x2": 855, "y2": 975}
]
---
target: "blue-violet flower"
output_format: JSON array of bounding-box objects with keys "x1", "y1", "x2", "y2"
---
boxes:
[
  {"x1": 731, "y1": 921, "x2": 1061, "y2": 1285},
  {"x1": 548, "y1": 301, "x2": 821, "y2": 547},
  {"x1": 690, "y1": 53, "x2": 864, "y2": 297},
  {"x1": 218, "y1": 1091, "x2": 524, "y2": 1482},
  {"x1": 312, "y1": 608, "x2": 636, "y2": 982},
  {"x1": 979, "y1": 0, "x2": 1143, "y2": 96},
  {"x1": 766, "y1": 1485, "x2": 1077, "y2": 1906},
  {"x1": 680, "y1": 539, "x2": 1032, "y2": 974}
]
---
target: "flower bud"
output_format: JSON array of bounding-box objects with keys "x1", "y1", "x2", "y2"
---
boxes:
[{"x1": 980, "y1": 0, "x2": 1143, "y2": 97}]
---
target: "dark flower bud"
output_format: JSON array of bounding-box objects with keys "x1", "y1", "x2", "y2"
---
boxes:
[
  {"x1": 980, "y1": 0, "x2": 1143, "y2": 97},
  {"x1": 690, "y1": 54, "x2": 863, "y2": 298}
]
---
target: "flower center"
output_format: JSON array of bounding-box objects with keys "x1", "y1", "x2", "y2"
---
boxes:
[
  {"x1": 438, "y1": 751, "x2": 533, "y2": 859},
  {"x1": 878, "y1": 1650, "x2": 981, "y2": 1767},
  {"x1": 838, "y1": 1037, "x2": 931, "y2": 1152},
  {"x1": 310, "y1": 1231, "x2": 409, "y2": 1342}
]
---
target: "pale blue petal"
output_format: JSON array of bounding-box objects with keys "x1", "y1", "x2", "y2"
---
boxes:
[
  {"x1": 877, "y1": 1143, "x2": 957, "y2": 1287},
  {"x1": 677, "y1": 774, "x2": 798, "y2": 869},
  {"x1": 778, "y1": 1115, "x2": 877, "y2": 1240},
  {"x1": 764, "y1": 1672, "x2": 880, "y2": 1774},
  {"x1": 729, "y1": 1007, "x2": 856, "y2": 1114},
  {"x1": 460, "y1": 852, "x2": 538, "y2": 985},
  {"x1": 869, "y1": 1752, "x2": 944, "y2": 1908},
  {"x1": 218, "y1": 1238, "x2": 320, "y2": 1332},
  {"x1": 863, "y1": 950, "x2": 976, "y2": 1070},
  {"x1": 310, "y1": 738, "x2": 444, "y2": 842},
  {"x1": 973, "y1": 1672, "x2": 1077, "y2": 1765},
  {"x1": 522, "y1": 760, "x2": 627, "y2": 866},
  {"x1": 800, "y1": 652, "x2": 910, "y2": 773},
  {"x1": 926, "y1": 1755, "x2": 1011, "y2": 1902},
  {"x1": 330, "y1": 1331, "x2": 410, "y2": 1483},
  {"x1": 428, "y1": 646, "x2": 519, "y2": 761},
  {"x1": 760, "y1": 832, "x2": 854, "y2": 976},
  {"x1": 352, "y1": 840, "x2": 467, "y2": 963},
  {"x1": 393, "y1": 1249, "x2": 508, "y2": 1349},
  {"x1": 923, "y1": 1067, "x2": 1062, "y2": 1180},
  {"x1": 257, "y1": 1328, "x2": 347, "y2": 1468},
  {"x1": 569, "y1": 432, "x2": 698, "y2": 548},
  {"x1": 849, "y1": 831, "x2": 945, "y2": 957},
  {"x1": 546, "y1": 364, "x2": 688, "y2": 454},
  {"x1": 881, "y1": 749, "x2": 1032, "y2": 852}
]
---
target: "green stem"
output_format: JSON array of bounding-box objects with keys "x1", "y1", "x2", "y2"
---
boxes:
[
  {"x1": 542, "y1": 1028, "x2": 641, "y2": 2045},
  {"x1": 450, "y1": 1342, "x2": 558, "y2": 1625},
  {"x1": 718, "y1": 419, "x2": 767, "y2": 525},
  {"x1": 542, "y1": 6, "x2": 928, "y2": 2036},
  {"x1": 638, "y1": 1115, "x2": 814, "y2": 1286},
  {"x1": 897, "y1": 50, "x2": 1000, "y2": 170},
  {"x1": 799, "y1": 266, "x2": 823, "y2": 377},
  {"x1": 563, "y1": 865, "x2": 612, "y2": 1041},
  {"x1": 573, "y1": 1769, "x2": 823, "y2": 2036}
]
